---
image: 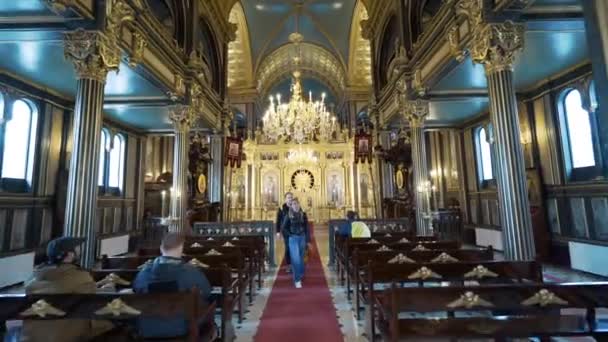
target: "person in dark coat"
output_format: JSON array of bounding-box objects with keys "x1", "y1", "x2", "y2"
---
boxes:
[
  {"x1": 281, "y1": 198, "x2": 311, "y2": 288},
  {"x1": 133, "y1": 233, "x2": 213, "y2": 339},
  {"x1": 276, "y1": 191, "x2": 294, "y2": 272}
]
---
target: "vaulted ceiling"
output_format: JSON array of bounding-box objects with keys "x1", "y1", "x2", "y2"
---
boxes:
[{"x1": 228, "y1": 0, "x2": 372, "y2": 99}]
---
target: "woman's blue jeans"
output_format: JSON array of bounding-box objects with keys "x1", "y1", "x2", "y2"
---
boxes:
[{"x1": 288, "y1": 235, "x2": 306, "y2": 283}]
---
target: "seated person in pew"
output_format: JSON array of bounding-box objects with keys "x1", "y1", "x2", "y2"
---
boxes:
[
  {"x1": 134, "y1": 232, "x2": 214, "y2": 339},
  {"x1": 350, "y1": 215, "x2": 371, "y2": 238},
  {"x1": 22, "y1": 237, "x2": 113, "y2": 342},
  {"x1": 338, "y1": 210, "x2": 357, "y2": 237}
]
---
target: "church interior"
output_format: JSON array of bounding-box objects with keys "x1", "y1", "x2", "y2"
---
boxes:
[{"x1": 2, "y1": 0, "x2": 608, "y2": 341}]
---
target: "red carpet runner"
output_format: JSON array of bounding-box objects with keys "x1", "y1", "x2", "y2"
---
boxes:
[{"x1": 255, "y1": 225, "x2": 343, "y2": 341}]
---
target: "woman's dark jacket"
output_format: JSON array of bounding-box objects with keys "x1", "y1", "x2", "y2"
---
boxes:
[{"x1": 281, "y1": 210, "x2": 311, "y2": 243}]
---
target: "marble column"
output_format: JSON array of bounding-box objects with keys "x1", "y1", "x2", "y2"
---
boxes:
[
  {"x1": 168, "y1": 105, "x2": 193, "y2": 233},
  {"x1": 63, "y1": 30, "x2": 117, "y2": 268},
  {"x1": 471, "y1": 21, "x2": 535, "y2": 260},
  {"x1": 208, "y1": 134, "x2": 223, "y2": 204},
  {"x1": 405, "y1": 100, "x2": 432, "y2": 236}
]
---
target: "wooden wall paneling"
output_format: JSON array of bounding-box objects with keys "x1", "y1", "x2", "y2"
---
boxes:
[
  {"x1": 463, "y1": 129, "x2": 478, "y2": 192},
  {"x1": 534, "y1": 95, "x2": 563, "y2": 185},
  {"x1": 126, "y1": 206, "x2": 133, "y2": 232},
  {"x1": 136, "y1": 137, "x2": 147, "y2": 231},
  {"x1": 96, "y1": 208, "x2": 103, "y2": 235},
  {"x1": 40, "y1": 208, "x2": 53, "y2": 245},
  {"x1": 113, "y1": 207, "x2": 122, "y2": 233},
  {"x1": 546, "y1": 198, "x2": 561, "y2": 235},
  {"x1": 569, "y1": 197, "x2": 589, "y2": 238},
  {"x1": 0, "y1": 209, "x2": 7, "y2": 251},
  {"x1": 10, "y1": 210, "x2": 28, "y2": 250},
  {"x1": 590, "y1": 197, "x2": 608, "y2": 240},
  {"x1": 104, "y1": 208, "x2": 113, "y2": 235},
  {"x1": 125, "y1": 135, "x2": 138, "y2": 198},
  {"x1": 44, "y1": 106, "x2": 64, "y2": 196},
  {"x1": 35, "y1": 102, "x2": 52, "y2": 197}
]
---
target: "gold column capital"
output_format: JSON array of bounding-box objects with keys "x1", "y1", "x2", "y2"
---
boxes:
[
  {"x1": 63, "y1": 29, "x2": 118, "y2": 81},
  {"x1": 405, "y1": 99, "x2": 429, "y2": 128},
  {"x1": 456, "y1": 0, "x2": 484, "y2": 28},
  {"x1": 169, "y1": 105, "x2": 194, "y2": 132},
  {"x1": 470, "y1": 21, "x2": 525, "y2": 74}
]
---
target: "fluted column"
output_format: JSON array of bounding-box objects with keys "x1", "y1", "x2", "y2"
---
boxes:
[
  {"x1": 208, "y1": 134, "x2": 223, "y2": 203},
  {"x1": 471, "y1": 21, "x2": 535, "y2": 260},
  {"x1": 168, "y1": 105, "x2": 193, "y2": 233},
  {"x1": 63, "y1": 29, "x2": 118, "y2": 268},
  {"x1": 406, "y1": 100, "x2": 432, "y2": 236}
]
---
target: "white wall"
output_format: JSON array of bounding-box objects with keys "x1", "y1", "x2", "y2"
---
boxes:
[
  {"x1": 0, "y1": 252, "x2": 35, "y2": 288},
  {"x1": 569, "y1": 241, "x2": 608, "y2": 277},
  {"x1": 98, "y1": 234, "x2": 130, "y2": 257},
  {"x1": 475, "y1": 228, "x2": 503, "y2": 251}
]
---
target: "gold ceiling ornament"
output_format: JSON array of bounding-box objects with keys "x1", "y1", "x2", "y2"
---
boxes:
[
  {"x1": 447, "y1": 25, "x2": 467, "y2": 62},
  {"x1": 169, "y1": 104, "x2": 195, "y2": 132},
  {"x1": 405, "y1": 99, "x2": 430, "y2": 128},
  {"x1": 521, "y1": 289, "x2": 569, "y2": 307},
  {"x1": 64, "y1": 29, "x2": 119, "y2": 81},
  {"x1": 469, "y1": 21, "x2": 525, "y2": 74},
  {"x1": 43, "y1": 0, "x2": 75, "y2": 15},
  {"x1": 262, "y1": 36, "x2": 338, "y2": 144},
  {"x1": 95, "y1": 298, "x2": 141, "y2": 316},
  {"x1": 20, "y1": 300, "x2": 66, "y2": 318},
  {"x1": 408, "y1": 266, "x2": 442, "y2": 280},
  {"x1": 464, "y1": 265, "x2": 499, "y2": 279},
  {"x1": 348, "y1": 1, "x2": 372, "y2": 87},
  {"x1": 447, "y1": 291, "x2": 494, "y2": 309},
  {"x1": 127, "y1": 30, "x2": 147, "y2": 68}
]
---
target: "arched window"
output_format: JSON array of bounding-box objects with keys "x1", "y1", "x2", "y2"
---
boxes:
[
  {"x1": 562, "y1": 89, "x2": 596, "y2": 169},
  {"x1": 108, "y1": 134, "x2": 125, "y2": 190},
  {"x1": 98, "y1": 129, "x2": 126, "y2": 194},
  {"x1": 1, "y1": 99, "x2": 38, "y2": 185},
  {"x1": 475, "y1": 127, "x2": 493, "y2": 182}
]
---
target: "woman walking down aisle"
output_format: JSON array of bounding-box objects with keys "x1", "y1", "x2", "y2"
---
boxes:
[
  {"x1": 254, "y1": 223, "x2": 343, "y2": 342},
  {"x1": 280, "y1": 199, "x2": 311, "y2": 288}
]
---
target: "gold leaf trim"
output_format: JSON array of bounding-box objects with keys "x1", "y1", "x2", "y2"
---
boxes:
[
  {"x1": 431, "y1": 252, "x2": 459, "y2": 263},
  {"x1": 95, "y1": 298, "x2": 141, "y2": 316},
  {"x1": 96, "y1": 273, "x2": 131, "y2": 287},
  {"x1": 376, "y1": 245, "x2": 392, "y2": 252},
  {"x1": 189, "y1": 258, "x2": 210, "y2": 268},
  {"x1": 464, "y1": 265, "x2": 498, "y2": 279},
  {"x1": 408, "y1": 267, "x2": 442, "y2": 280},
  {"x1": 388, "y1": 253, "x2": 415, "y2": 264},
  {"x1": 21, "y1": 300, "x2": 66, "y2": 318},
  {"x1": 412, "y1": 244, "x2": 429, "y2": 251},
  {"x1": 447, "y1": 291, "x2": 494, "y2": 309},
  {"x1": 205, "y1": 249, "x2": 222, "y2": 256},
  {"x1": 521, "y1": 289, "x2": 568, "y2": 307}
]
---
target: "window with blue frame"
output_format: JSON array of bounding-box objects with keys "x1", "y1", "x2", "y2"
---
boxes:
[
  {"x1": 98, "y1": 128, "x2": 126, "y2": 194},
  {"x1": 0, "y1": 96, "x2": 38, "y2": 191},
  {"x1": 475, "y1": 126, "x2": 494, "y2": 182},
  {"x1": 559, "y1": 85, "x2": 601, "y2": 180}
]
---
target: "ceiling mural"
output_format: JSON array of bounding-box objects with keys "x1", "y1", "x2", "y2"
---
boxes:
[{"x1": 256, "y1": 42, "x2": 346, "y2": 102}]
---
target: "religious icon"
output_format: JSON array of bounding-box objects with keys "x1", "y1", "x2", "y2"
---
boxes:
[
  {"x1": 360, "y1": 174, "x2": 369, "y2": 205},
  {"x1": 358, "y1": 138, "x2": 369, "y2": 154},
  {"x1": 228, "y1": 142, "x2": 239, "y2": 157},
  {"x1": 236, "y1": 175, "x2": 246, "y2": 205},
  {"x1": 264, "y1": 175, "x2": 277, "y2": 204},
  {"x1": 197, "y1": 174, "x2": 207, "y2": 194},
  {"x1": 327, "y1": 172, "x2": 343, "y2": 206},
  {"x1": 396, "y1": 169, "x2": 404, "y2": 189}
]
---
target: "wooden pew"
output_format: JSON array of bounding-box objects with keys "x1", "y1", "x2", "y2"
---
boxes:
[
  {"x1": 91, "y1": 267, "x2": 236, "y2": 341},
  {"x1": 345, "y1": 247, "x2": 494, "y2": 300},
  {"x1": 373, "y1": 282, "x2": 608, "y2": 341},
  {"x1": 356, "y1": 260, "x2": 542, "y2": 320},
  {"x1": 0, "y1": 290, "x2": 216, "y2": 342},
  {"x1": 101, "y1": 253, "x2": 250, "y2": 320}
]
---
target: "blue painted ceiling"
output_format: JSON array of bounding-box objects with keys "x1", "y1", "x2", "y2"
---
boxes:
[{"x1": 241, "y1": 0, "x2": 356, "y2": 69}]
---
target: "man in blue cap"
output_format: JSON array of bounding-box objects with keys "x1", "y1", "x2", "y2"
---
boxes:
[{"x1": 22, "y1": 236, "x2": 112, "y2": 341}]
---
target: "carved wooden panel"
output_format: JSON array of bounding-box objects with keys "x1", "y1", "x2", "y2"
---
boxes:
[
  {"x1": 546, "y1": 198, "x2": 561, "y2": 235},
  {"x1": 591, "y1": 197, "x2": 608, "y2": 240},
  {"x1": 10, "y1": 210, "x2": 28, "y2": 250},
  {"x1": 570, "y1": 198, "x2": 588, "y2": 238}
]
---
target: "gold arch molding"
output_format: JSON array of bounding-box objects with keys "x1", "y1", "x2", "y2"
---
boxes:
[
  {"x1": 348, "y1": 0, "x2": 372, "y2": 88},
  {"x1": 227, "y1": 2, "x2": 253, "y2": 89},
  {"x1": 256, "y1": 42, "x2": 346, "y2": 101}
]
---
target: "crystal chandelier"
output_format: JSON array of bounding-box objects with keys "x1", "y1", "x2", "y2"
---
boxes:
[{"x1": 262, "y1": 33, "x2": 337, "y2": 144}]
